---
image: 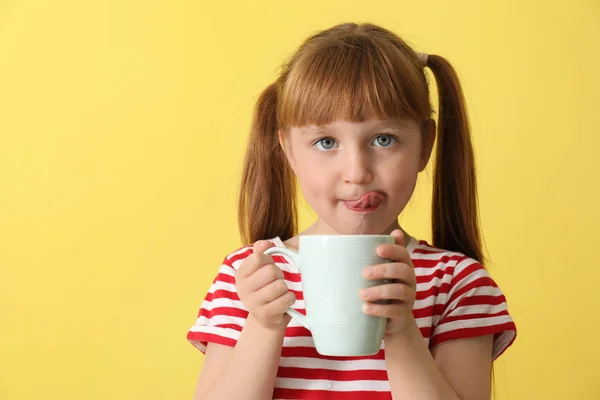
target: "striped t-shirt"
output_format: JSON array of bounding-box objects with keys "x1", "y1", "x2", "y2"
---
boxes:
[{"x1": 187, "y1": 236, "x2": 517, "y2": 399}]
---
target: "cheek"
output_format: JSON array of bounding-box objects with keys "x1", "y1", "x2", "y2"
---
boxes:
[
  {"x1": 296, "y1": 165, "x2": 332, "y2": 196},
  {"x1": 292, "y1": 152, "x2": 332, "y2": 192},
  {"x1": 380, "y1": 156, "x2": 420, "y2": 193}
]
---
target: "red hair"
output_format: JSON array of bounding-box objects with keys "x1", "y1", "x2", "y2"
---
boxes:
[{"x1": 239, "y1": 22, "x2": 484, "y2": 263}]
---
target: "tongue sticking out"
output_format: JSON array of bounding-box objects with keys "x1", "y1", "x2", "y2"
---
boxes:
[{"x1": 344, "y1": 192, "x2": 384, "y2": 209}]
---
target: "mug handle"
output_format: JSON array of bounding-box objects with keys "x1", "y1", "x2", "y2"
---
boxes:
[{"x1": 263, "y1": 247, "x2": 310, "y2": 330}]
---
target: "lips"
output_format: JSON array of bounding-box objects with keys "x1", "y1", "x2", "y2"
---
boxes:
[{"x1": 343, "y1": 192, "x2": 384, "y2": 211}]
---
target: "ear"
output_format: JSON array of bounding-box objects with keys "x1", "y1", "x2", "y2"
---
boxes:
[
  {"x1": 419, "y1": 119, "x2": 436, "y2": 172},
  {"x1": 278, "y1": 130, "x2": 298, "y2": 175}
]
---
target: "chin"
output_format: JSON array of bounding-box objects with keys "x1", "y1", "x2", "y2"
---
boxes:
[{"x1": 333, "y1": 223, "x2": 388, "y2": 235}]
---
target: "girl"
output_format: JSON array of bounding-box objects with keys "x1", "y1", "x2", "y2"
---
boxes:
[{"x1": 187, "y1": 22, "x2": 516, "y2": 399}]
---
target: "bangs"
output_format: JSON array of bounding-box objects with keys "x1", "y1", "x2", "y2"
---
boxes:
[{"x1": 278, "y1": 34, "x2": 430, "y2": 130}]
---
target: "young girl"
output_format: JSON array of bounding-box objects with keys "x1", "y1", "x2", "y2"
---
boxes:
[{"x1": 187, "y1": 22, "x2": 516, "y2": 399}]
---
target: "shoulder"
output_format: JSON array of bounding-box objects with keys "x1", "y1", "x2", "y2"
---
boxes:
[
  {"x1": 410, "y1": 239, "x2": 497, "y2": 295},
  {"x1": 410, "y1": 241, "x2": 517, "y2": 360},
  {"x1": 410, "y1": 239, "x2": 483, "y2": 274},
  {"x1": 221, "y1": 238, "x2": 283, "y2": 271},
  {"x1": 221, "y1": 245, "x2": 253, "y2": 270}
]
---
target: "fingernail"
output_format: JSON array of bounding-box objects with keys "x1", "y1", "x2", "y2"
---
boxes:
[
  {"x1": 359, "y1": 289, "x2": 368, "y2": 299},
  {"x1": 363, "y1": 268, "x2": 373, "y2": 278},
  {"x1": 362, "y1": 303, "x2": 370, "y2": 313}
]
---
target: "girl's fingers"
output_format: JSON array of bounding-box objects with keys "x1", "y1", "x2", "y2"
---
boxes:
[
  {"x1": 363, "y1": 263, "x2": 415, "y2": 287},
  {"x1": 237, "y1": 240, "x2": 275, "y2": 278},
  {"x1": 262, "y1": 290, "x2": 296, "y2": 316},
  {"x1": 362, "y1": 302, "x2": 409, "y2": 319},
  {"x1": 247, "y1": 263, "x2": 285, "y2": 292},
  {"x1": 359, "y1": 283, "x2": 413, "y2": 303},
  {"x1": 255, "y1": 277, "x2": 290, "y2": 305},
  {"x1": 376, "y1": 242, "x2": 411, "y2": 264},
  {"x1": 390, "y1": 229, "x2": 405, "y2": 246}
]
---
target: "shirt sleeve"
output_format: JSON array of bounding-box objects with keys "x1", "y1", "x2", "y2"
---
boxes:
[
  {"x1": 429, "y1": 257, "x2": 517, "y2": 360},
  {"x1": 187, "y1": 259, "x2": 248, "y2": 353}
]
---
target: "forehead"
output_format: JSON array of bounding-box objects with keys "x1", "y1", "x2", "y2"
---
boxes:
[{"x1": 294, "y1": 118, "x2": 420, "y2": 135}]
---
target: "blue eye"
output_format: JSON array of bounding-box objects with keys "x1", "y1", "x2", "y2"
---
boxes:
[
  {"x1": 314, "y1": 138, "x2": 338, "y2": 151},
  {"x1": 372, "y1": 134, "x2": 397, "y2": 148}
]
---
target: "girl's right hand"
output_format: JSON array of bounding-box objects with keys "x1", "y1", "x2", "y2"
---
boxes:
[{"x1": 235, "y1": 240, "x2": 296, "y2": 331}]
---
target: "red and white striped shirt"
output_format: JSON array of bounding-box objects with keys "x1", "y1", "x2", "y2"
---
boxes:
[{"x1": 187, "y1": 237, "x2": 517, "y2": 399}]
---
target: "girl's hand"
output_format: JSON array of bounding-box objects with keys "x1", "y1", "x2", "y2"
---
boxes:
[
  {"x1": 359, "y1": 229, "x2": 417, "y2": 337},
  {"x1": 235, "y1": 240, "x2": 296, "y2": 331}
]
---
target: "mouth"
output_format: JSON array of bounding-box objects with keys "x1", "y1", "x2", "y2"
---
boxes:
[{"x1": 342, "y1": 192, "x2": 384, "y2": 213}]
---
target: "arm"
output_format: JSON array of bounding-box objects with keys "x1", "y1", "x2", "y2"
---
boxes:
[
  {"x1": 384, "y1": 322, "x2": 493, "y2": 400},
  {"x1": 361, "y1": 230, "x2": 504, "y2": 400},
  {"x1": 194, "y1": 240, "x2": 295, "y2": 400},
  {"x1": 193, "y1": 315, "x2": 286, "y2": 400}
]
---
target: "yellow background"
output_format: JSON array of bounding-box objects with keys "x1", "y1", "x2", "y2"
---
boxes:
[{"x1": 1, "y1": 0, "x2": 599, "y2": 399}]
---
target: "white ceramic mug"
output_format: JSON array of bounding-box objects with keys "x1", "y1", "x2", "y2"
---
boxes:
[{"x1": 264, "y1": 234, "x2": 394, "y2": 356}]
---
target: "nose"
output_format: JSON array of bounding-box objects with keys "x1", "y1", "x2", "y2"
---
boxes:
[{"x1": 342, "y1": 147, "x2": 373, "y2": 185}]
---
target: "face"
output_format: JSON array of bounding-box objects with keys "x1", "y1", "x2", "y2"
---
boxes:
[{"x1": 280, "y1": 118, "x2": 435, "y2": 235}]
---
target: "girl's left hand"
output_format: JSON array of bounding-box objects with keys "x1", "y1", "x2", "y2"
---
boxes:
[{"x1": 359, "y1": 229, "x2": 417, "y2": 337}]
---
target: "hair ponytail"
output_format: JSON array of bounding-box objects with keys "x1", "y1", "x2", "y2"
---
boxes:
[
  {"x1": 238, "y1": 82, "x2": 298, "y2": 245},
  {"x1": 427, "y1": 55, "x2": 484, "y2": 263}
]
